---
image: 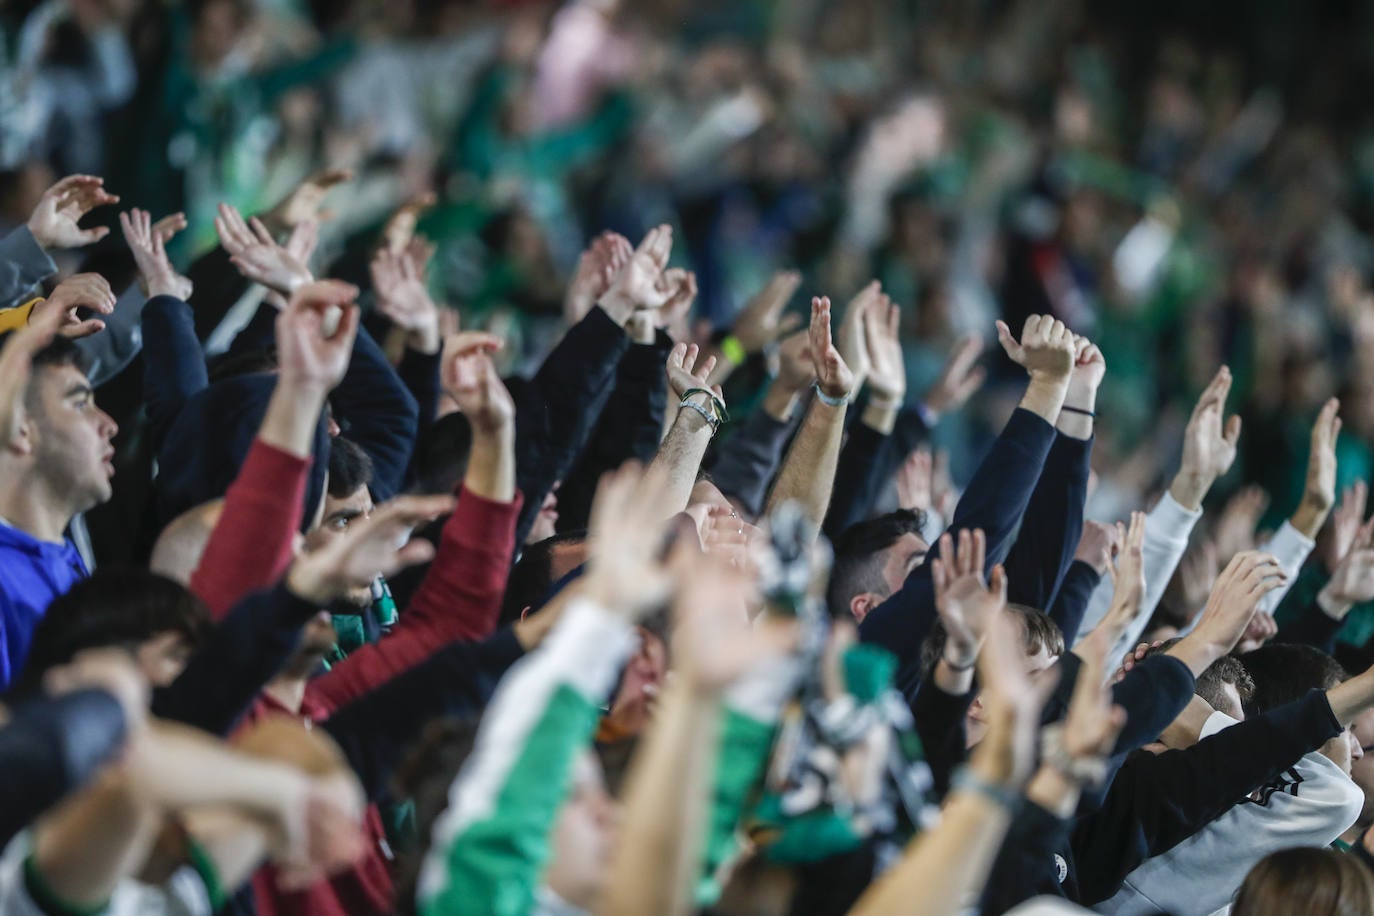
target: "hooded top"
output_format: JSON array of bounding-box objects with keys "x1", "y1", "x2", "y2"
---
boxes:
[
  {"x1": 154, "y1": 372, "x2": 330, "y2": 535},
  {"x1": 0, "y1": 521, "x2": 88, "y2": 688}
]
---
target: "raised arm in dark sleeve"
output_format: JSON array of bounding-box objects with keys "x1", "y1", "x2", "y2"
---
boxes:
[
  {"x1": 509, "y1": 305, "x2": 629, "y2": 546},
  {"x1": 860, "y1": 408, "x2": 1058, "y2": 694},
  {"x1": 152, "y1": 584, "x2": 318, "y2": 736},
  {"x1": 0, "y1": 689, "x2": 128, "y2": 847},
  {"x1": 1072, "y1": 687, "x2": 1343, "y2": 905},
  {"x1": 321, "y1": 628, "x2": 525, "y2": 800},
  {"x1": 140, "y1": 293, "x2": 209, "y2": 449},
  {"x1": 1044, "y1": 651, "x2": 1195, "y2": 759},
  {"x1": 909, "y1": 679, "x2": 973, "y2": 797},
  {"x1": 1002, "y1": 434, "x2": 1092, "y2": 611},
  {"x1": 709, "y1": 406, "x2": 798, "y2": 519},
  {"x1": 555, "y1": 331, "x2": 672, "y2": 533},
  {"x1": 330, "y1": 323, "x2": 420, "y2": 502},
  {"x1": 1277, "y1": 596, "x2": 1346, "y2": 656},
  {"x1": 1047, "y1": 560, "x2": 1103, "y2": 648},
  {"x1": 823, "y1": 404, "x2": 930, "y2": 540}
]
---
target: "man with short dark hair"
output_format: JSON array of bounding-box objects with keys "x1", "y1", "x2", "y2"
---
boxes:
[
  {"x1": 827, "y1": 509, "x2": 927, "y2": 622},
  {"x1": 0, "y1": 335, "x2": 119, "y2": 685}
]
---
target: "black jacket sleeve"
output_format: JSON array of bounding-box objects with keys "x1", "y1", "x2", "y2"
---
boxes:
[
  {"x1": 331, "y1": 323, "x2": 420, "y2": 502},
  {"x1": 152, "y1": 585, "x2": 319, "y2": 735},
  {"x1": 909, "y1": 681, "x2": 973, "y2": 797},
  {"x1": 322, "y1": 628, "x2": 525, "y2": 800},
  {"x1": 823, "y1": 404, "x2": 931, "y2": 540},
  {"x1": 508, "y1": 305, "x2": 629, "y2": 547},
  {"x1": 1072, "y1": 688, "x2": 1343, "y2": 905},
  {"x1": 1042, "y1": 652, "x2": 1195, "y2": 758},
  {"x1": 1003, "y1": 434, "x2": 1092, "y2": 611},
  {"x1": 981, "y1": 800, "x2": 1078, "y2": 915},
  {"x1": 140, "y1": 294, "x2": 209, "y2": 451},
  {"x1": 1048, "y1": 561, "x2": 1103, "y2": 647},
  {"x1": 1277, "y1": 598, "x2": 1345, "y2": 656},
  {"x1": 555, "y1": 330, "x2": 672, "y2": 533},
  {"x1": 0, "y1": 689, "x2": 127, "y2": 847},
  {"x1": 709, "y1": 407, "x2": 798, "y2": 519},
  {"x1": 860, "y1": 409, "x2": 1058, "y2": 696},
  {"x1": 397, "y1": 346, "x2": 443, "y2": 432}
]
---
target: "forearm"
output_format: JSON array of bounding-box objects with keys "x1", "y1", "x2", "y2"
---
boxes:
[
  {"x1": 1003, "y1": 434, "x2": 1092, "y2": 610},
  {"x1": 1326, "y1": 670, "x2": 1374, "y2": 725},
  {"x1": 650, "y1": 408, "x2": 715, "y2": 519},
  {"x1": 600, "y1": 684, "x2": 719, "y2": 916},
  {"x1": 766, "y1": 398, "x2": 847, "y2": 542},
  {"x1": 1291, "y1": 495, "x2": 1334, "y2": 541},
  {"x1": 464, "y1": 426, "x2": 516, "y2": 502},
  {"x1": 1017, "y1": 376, "x2": 1070, "y2": 426},
  {"x1": 257, "y1": 380, "x2": 328, "y2": 458},
  {"x1": 823, "y1": 414, "x2": 894, "y2": 541},
  {"x1": 1050, "y1": 561, "x2": 1103, "y2": 648}
]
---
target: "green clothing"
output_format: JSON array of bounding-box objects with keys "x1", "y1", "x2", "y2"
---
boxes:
[{"x1": 417, "y1": 600, "x2": 634, "y2": 916}]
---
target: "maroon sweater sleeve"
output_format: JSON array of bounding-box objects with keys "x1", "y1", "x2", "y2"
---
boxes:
[
  {"x1": 189, "y1": 440, "x2": 309, "y2": 621},
  {"x1": 305, "y1": 485, "x2": 522, "y2": 717}
]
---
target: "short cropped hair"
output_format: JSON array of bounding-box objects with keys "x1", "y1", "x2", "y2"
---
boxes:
[
  {"x1": 327, "y1": 436, "x2": 374, "y2": 498},
  {"x1": 919, "y1": 603, "x2": 1064, "y2": 679},
  {"x1": 1147, "y1": 639, "x2": 1257, "y2": 711},
  {"x1": 826, "y1": 510, "x2": 927, "y2": 617},
  {"x1": 1238, "y1": 644, "x2": 1348, "y2": 717},
  {"x1": 11, "y1": 568, "x2": 211, "y2": 696}
]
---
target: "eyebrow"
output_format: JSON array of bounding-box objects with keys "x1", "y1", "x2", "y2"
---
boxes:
[{"x1": 64, "y1": 383, "x2": 94, "y2": 400}]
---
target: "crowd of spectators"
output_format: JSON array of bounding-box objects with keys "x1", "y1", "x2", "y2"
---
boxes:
[{"x1": 6, "y1": 0, "x2": 1374, "y2": 914}]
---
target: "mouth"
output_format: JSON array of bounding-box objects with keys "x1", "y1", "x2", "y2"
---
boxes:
[{"x1": 101, "y1": 451, "x2": 115, "y2": 476}]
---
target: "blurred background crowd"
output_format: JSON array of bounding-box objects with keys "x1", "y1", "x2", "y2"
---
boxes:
[{"x1": 7, "y1": 0, "x2": 1374, "y2": 641}]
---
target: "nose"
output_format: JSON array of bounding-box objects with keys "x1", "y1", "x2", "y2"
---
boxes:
[
  {"x1": 1352, "y1": 732, "x2": 1365, "y2": 762},
  {"x1": 98, "y1": 408, "x2": 118, "y2": 439}
]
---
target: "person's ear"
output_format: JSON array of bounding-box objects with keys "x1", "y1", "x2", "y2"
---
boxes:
[
  {"x1": 7, "y1": 410, "x2": 35, "y2": 456},
  {"x1": 519, "y1": 605, "x2": 532, "y2": 621},
  {"x1": 849, "y1": 593, "x2": 875, "y2": 623}
]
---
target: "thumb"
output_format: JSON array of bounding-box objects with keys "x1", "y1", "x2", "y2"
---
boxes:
[
  {"x1": 994, "y1": 320, "x2": 1019, "y2": 359},
  {"x1": 1224, "y1": 414, "x2": 1243, "y2": 446},
  {"x1": 776, "y1": 312, "x2": 804, "y2": 336},
  {"x1": 58, "y1": 319, "x2": 105, "y2": 339}
]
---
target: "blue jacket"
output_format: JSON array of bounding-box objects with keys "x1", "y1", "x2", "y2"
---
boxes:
[{"x1": 0, "y1": 523, "x2": 88, "y2": 688}]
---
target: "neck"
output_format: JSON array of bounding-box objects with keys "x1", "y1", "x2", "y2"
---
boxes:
[
  {"x1": 263, "y1": 675, "x2": 309, "y2": 714},
  {"x1": 0, "y1": 472, "x2": 76, "y2": 543}
]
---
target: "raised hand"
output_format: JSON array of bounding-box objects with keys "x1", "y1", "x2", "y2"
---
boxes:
[
  {"x1": 1319, "y1": 515, "x2": 1374, "y2": 619},
  {"x1": 1171, "y1": 366, "x2": 1242, "y2": 510},
  {"x1": 0, "y1": 298, "x2": 67, "y2": 444},
  {"x1": 274, "y1": 281, "x2": 361, "y2": 393},
  {"x1": 26, "y1": 174, "x2": 119, "y2": 249},
  {"x1": 1095, "y1": 512, "x2": 1147, "y2": 640},
  {"x1": 442, "y1": 340, "x2": 513, "y2": 434},
  {"x1": 1073, "y1": 519, "x2": 1122, "y2": 576},
  {"x1": 995, "y1": 315, "x2": 1077, "y2": 384},
  {"x1": 582, "y1": 460, "x2": 678, "y2": 616},
  {"x1": 731, "y1": 271, "x2": 803, "y2": 355},
  {"x1": 34, "y1": 272, "x2": 117, "y2": 338},
  {"x1": 216, "y1": 203, "x2": 313, "y2": 295},
  {"x1": 653, "y1": 267, "x2": 698, "y2": 338},
  {"x1": 1172, "y1": 550, "x2": 1286, "y2": 674},
  {"x1": 1213, "y1": 485, "x2": 1268, "y2": 562},
  {"x1": 371, "y1": 244, "x2": 440, "y2": 354},
  {"x1": 922, "y1": 333, "x2": 985, "y2": 421},
  {"x1": 809, "y1": 296, "x2": 856, "y2": 402},
  {"x1": 896, "y1": 447, "x2": 933, "y2": 513},
  {"x1": 666, "y1": 342, "x2": 720, "y2": 402},
  {"x1": 120, "y1": 208, "x2": 192, "y2": 300},
  {"x1": 1235, "y1": 610, "x2": 1279, "y2": 654},
  {"x1": 1048, "y1": 623, "x2": 1127, "y2": 787},
  {"x1": 836, "y1": 281, "x2": 880, "y2": 394},
  {"x1": 1325, "y1": 481, "x2": 1369, "y2": 573},
  {"x1": 381, "y1": 192, "x2": 436, "y2": 254},
  {"x1": 261, "y1": 168, "x2": 352, "y2": 234},
  {"x1": 598, "y1": 224, "x2": 674, "y2": 319},
  {"x1": 1293, "y1": 397, "x2": 1342, "y2": 538},
  {"x1": 1176, "y1": 539, "x2": 1220, "y2": 620},
  {"x1": 864, "y1": 293, "x2": 905, "y2": 405},
  {"x1": 287, "y1": 495, "x2": 455, "y2": 605},
  {"x1": 974, "y1": 611, "x2": 1062, "y2": 786},
  {"x1": 931, "y1": 529, "x2": 1005, "y2": 669},
  {"x1": 566, "y1": 231, "x2": 633, "y2": 324},
  {"x1": 773, "y1": 328, "x2": 815, "y2": 392}
]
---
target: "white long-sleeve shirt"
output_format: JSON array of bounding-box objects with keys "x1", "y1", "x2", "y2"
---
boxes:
[{"x1": 1092, "y1": 711, "x2": 1363, "y2": 916}]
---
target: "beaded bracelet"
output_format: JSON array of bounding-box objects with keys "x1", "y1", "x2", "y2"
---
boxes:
[{"x1": 681, "y1": 387, "x2": 730, "y2": 424}]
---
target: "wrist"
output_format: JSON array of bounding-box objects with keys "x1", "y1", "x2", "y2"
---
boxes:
[
  {"x1": 597, "y1": 291, "x2": 637, "y2": 326},
  {"x1": 25, "y1": 219, "x2": 52, "y2": 251},
  {"x1": 860, "y1": 400, "x2": 898, "y2": 435},
  {"x1": 285, "y1": 563, "x2": 333, "y2": 608},
  {"x1": 408, "y1": 321, "x2": 442, "y2": 356},
  {"x1": 813, "y1": 380, "x2": 850, "y2": 407},
  {"x1": 1317, "y1": 585, "x2": 1354, "y2": 621},
  {"x1": 1168, "y1": 470, "x2": 1214, "y2": 512},
  {"x1": 1291, "y1": 498, "x2": 1332, "y2": 540}
]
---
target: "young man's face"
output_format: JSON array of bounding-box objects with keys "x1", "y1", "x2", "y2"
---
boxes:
[
  {"x1": 306, "y1": 485, "x2": 375, "y2": 607},
  {"x1": 878, "y1": 532, "x2": 929, "y2": 595},
  {"x1": 27, "y1": 363, "x2": 118, "y2": 513},
  {"x1": 965, "y1": 639, "x2": 1058, "y2": 749}
]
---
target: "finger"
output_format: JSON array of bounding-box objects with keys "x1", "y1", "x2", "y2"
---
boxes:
[
  {"x1": 58, "y1": 319, "x2": 105, "y2": 339},
  {"x1": 989, "y1": 563, "x2": 1007, "y2": 602},
  {"x1": 972, "y1": 528, "x2": 986, "y2": 577},
  {"x1": 698, "y1": 354, "x2": 717, "y2": 381},
  {"x1": 682, "y1": 343, "x2": 699, "y2": 375},
  {"x1": 1191, "y1": 366, "x2": 1232, "y2": 419},
  {"x1": 995, "y1": 320, "x2": 1019, "y2": 359},
  {"x1": 1223, "y1": 414, "x2": 1242, "y2": 447},
  {"x1": 776, "y1": 312, "x2": 804, "y2": 336},
  {"x1": 931, "y1": 557, "x2": 947, "y2": 595},
  {"x1": 75, "y1": 226, "x2": 110, "y2": 244},
  {"x1": 957, "y1": 528, "x2": 972, "y2": 577}
]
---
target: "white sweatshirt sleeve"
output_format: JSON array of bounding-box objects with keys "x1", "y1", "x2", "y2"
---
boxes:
[
  {"x1": 1255, "y1": 521, "x2": 1315, "y2": 615},
  {"x1": 1093, "y1": 714, "x2": 1363, "y2": 916},
  {"x1": 1077, "y1": 492, "x2": 1202, "y2": 656}
]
